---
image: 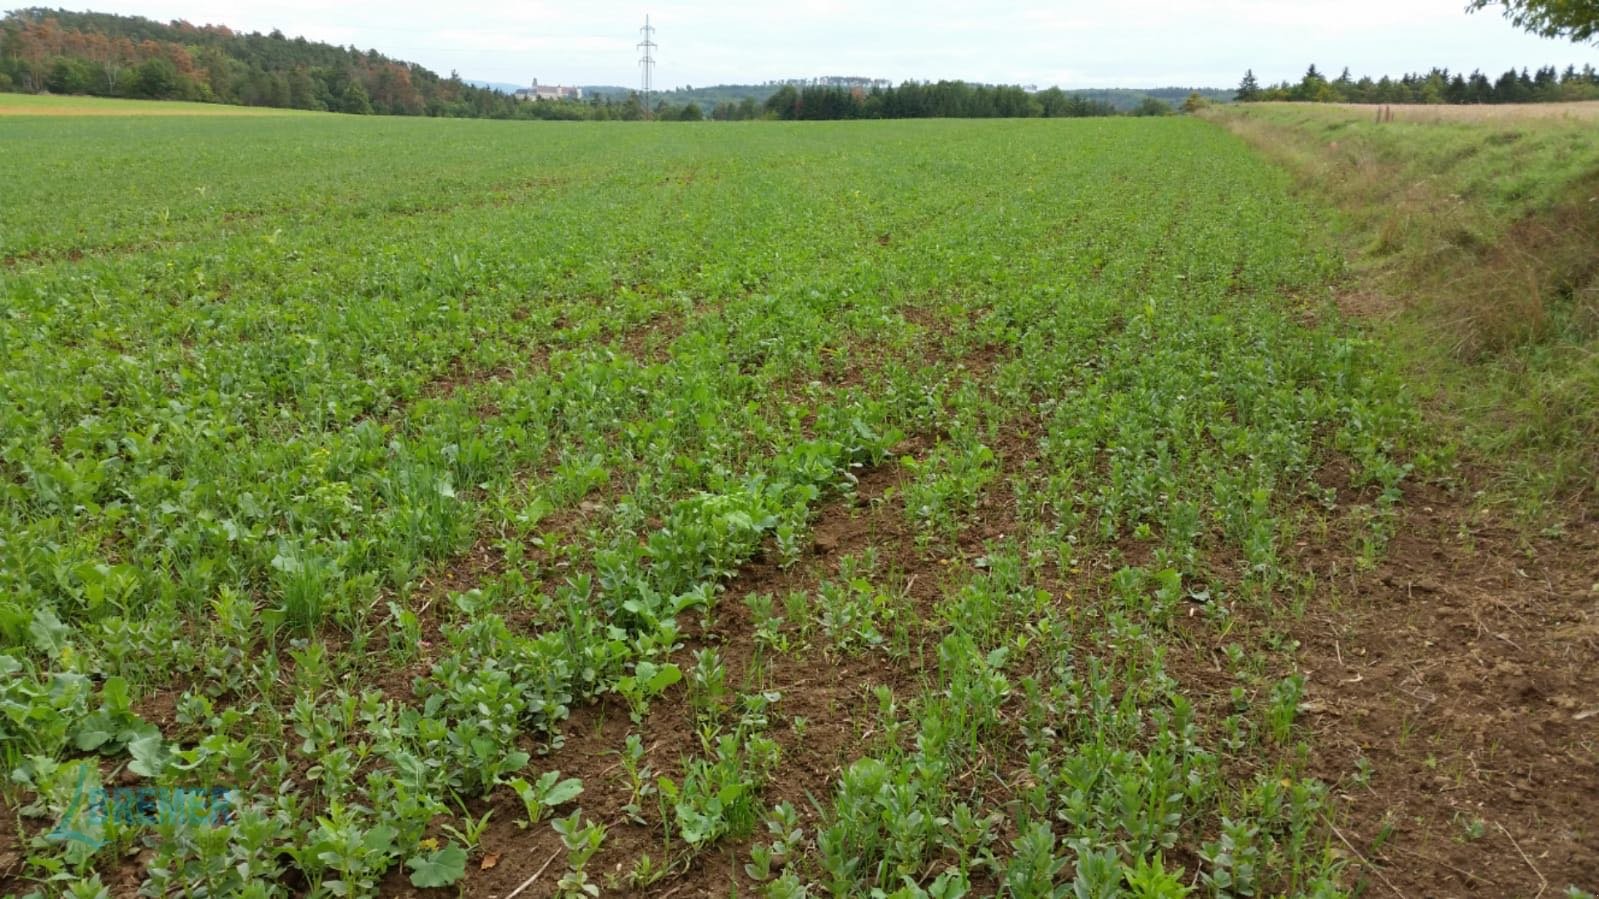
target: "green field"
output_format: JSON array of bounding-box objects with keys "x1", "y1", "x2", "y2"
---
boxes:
[
  {"x1": 0, "y1": 93, "x2": 312, "y2": 117},
  {"x1": 0, "y1": 112, "x2": 1587, "y2": 897}
]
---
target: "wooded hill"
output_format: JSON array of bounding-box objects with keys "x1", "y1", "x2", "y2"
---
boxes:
[{"x1": 0, "y1": 8, "x2": 553, "y2": 117}]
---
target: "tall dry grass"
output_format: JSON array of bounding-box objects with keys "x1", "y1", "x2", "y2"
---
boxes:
[
  {"x1": 1438, "y1": 191, "x2": 1599, "y2": 356},
  {"x1": 1210, "y1": 104, "x2": 1599, "y2": 358},
  {"x1": 1329, "y1": 100, "x2": 1599, "y2": 125},
  {"x1": 1207, "y1": 102, "x2": 1599, "y2": 512}
]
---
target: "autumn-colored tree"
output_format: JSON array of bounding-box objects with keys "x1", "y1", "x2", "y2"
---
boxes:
[{"x1": 0, "y1": 8, "x2": 528, "y2": 118}]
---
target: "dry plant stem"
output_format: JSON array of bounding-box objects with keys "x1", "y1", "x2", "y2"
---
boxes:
[
  {"x1": 1496, "y1": 822, "x2": 1548, "y2": 899},
  {"x1": 503, "y1": 849, "x2": 562, "y2": 899}
]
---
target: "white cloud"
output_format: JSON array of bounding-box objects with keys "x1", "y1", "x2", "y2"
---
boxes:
[{"x1": 75, "y1": 0, "x2": 1596, "y2": 88}]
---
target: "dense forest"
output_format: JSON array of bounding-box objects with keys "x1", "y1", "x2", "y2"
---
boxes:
[
  {"x1": 1237, "y1": 64, "x2": 1599, "y2": 104},
  {"x1": 585, "y1": 81, "x2": 1232, "y2": 115},
  {"x1": 758, "y1": 82, "x2": 1128, "y2": 120},
  {"x1": 585, "y1": 77, "x2": 890, "y2": 109}
]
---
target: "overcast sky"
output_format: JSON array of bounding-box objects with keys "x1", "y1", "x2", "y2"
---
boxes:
[{"x1": 79, "y1": 0, "x2": 1598, "y2": 89}]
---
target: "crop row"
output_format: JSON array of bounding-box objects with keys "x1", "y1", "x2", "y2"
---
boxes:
[{"x1": 0, "y1": 118, "x2": 1418, "y2": 897}]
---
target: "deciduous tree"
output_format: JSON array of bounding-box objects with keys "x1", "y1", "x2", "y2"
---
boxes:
[{"x1": 1468, "y1": 0, "x2": 1599, "y2": 43}]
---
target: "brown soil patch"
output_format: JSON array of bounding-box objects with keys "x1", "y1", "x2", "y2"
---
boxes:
[
  {"x1": 432, "y1": 339, "x2": 1018, "y2": 897},
  {"x1": 1334, "y1": 289, "x2": 1394, "y2": 320},
  {"x1": 1293, "y1": 483, "x2": 1599, "y2": 896},
  {"x1": 0, "y1": 825, "x2": 19, "y2": 886},
  {"x1": 438, "y1": 415, "x2": 1034, "y2": 898},
  {"x1": 618, "y1": 308, "x2": 687, "y2": 366},
  {"x1": 2, "y1": 247, "x2": 89, "y2": 267},
  {"x1": 442, "y1": 443, "x2": 934, "y2": 899}
]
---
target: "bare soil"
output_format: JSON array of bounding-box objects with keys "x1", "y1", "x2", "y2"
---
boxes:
[
  {"x1": 433, "y1": 442, "x2": 937, "y2": 899},
  {"x1": 421, "y1": 322, "x2": 1011, "y2": 898},
  {"x1": 1294, "y1": 481, "x2": 1599, "y2": 897}
]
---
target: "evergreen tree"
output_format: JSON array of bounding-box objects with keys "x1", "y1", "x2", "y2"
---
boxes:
[
  {"x1": 1334, "y1": 66, "x2": 1355, "y2": 98},
  {"x1": 1236, "y1": 69, "x2": 1261, "y2": 102}
]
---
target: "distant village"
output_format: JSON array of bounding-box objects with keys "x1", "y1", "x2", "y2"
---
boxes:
[{"x1": 513, "y1": 79, "x2": 583, "y2": 101}]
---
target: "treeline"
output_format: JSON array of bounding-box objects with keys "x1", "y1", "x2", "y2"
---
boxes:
[
  {"x1": 760, "y1": 82, "x2": 1129, "y2": 120},
  {"x1": 1, "y1": 9, "x2": 1210, "y2": 122},
  {"x1": 0, "y1": 9, "x2": 668, "y2": 119},
  {"x1": 1236, "y1": 64, "x2": 1599, "y2": 105}
]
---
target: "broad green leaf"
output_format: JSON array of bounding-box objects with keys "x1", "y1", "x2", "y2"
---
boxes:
[
  {"x1": 407, "y1": 845, "x2": 467, "y2": 888},
  {"x1": 645, "y1": 663, "x2": 682, "y2": 695},
  {"x1": 28, "y1": 608, "x2": 71, "y2": 657},
  {"x1": 127, "y1": 732, "x2": 167, "y2": 778},
  {"x1": 71, "y1": 712, "x2": 115, "y2": 751},
  {"x1": 542, "y1": 775, "x2": 583, "y2": 807}
]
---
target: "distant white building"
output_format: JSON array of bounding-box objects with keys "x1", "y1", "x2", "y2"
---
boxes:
[{"x1": 513, "y1": 79, "x2": 583, "y2": 101}]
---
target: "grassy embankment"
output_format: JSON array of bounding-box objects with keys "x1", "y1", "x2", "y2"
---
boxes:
[{"x1": 1208, "y1": 102, "x2": 1599, "y2": 517}]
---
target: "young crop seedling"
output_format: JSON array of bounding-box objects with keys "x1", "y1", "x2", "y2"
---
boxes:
[
  {"x1": 509, "y1": 771, "x2": 584, "y2": 827},
  {"x1": 617, "y1": 661, "x2": 684, "y2": 723},
  {"x1": 0, "y1": 110, "x2": 1480, "y2": 899},
  {"x1": 552, "y1": 810, "x2": 607, "y2": 898}
]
